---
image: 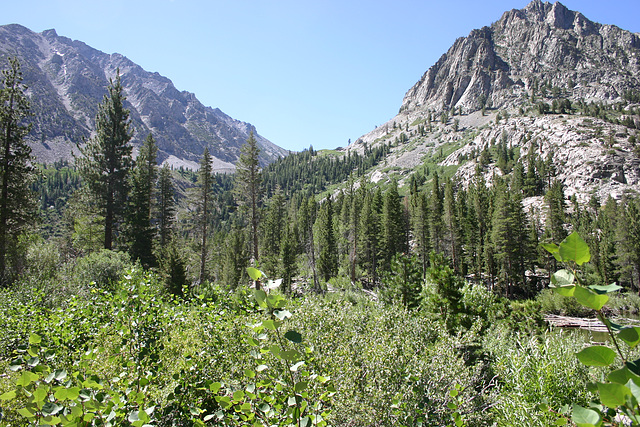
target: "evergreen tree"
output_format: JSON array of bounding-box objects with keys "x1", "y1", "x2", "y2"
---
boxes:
[
  {"x1": 316, "y1": 196, "x2": 337, "y2": 282},
  {"x1": 0, "y1": 57, "x2": 36, "y2": 284},
  {"x1": 619, "y1": 200, "x2": 640, "y2": 292},
  {"x1": 280, "y1": 221, "x2": 297, "y2": 294},
  {"x1": 262, "y1": 189, "x2": 286, "y2": 276},
  {"x1": 234, "y1": 131, "x2": 262, "y2": 267},
  {"x1": 380, "y1": 181, "x2": 407, "y2": 271},
  {"x1": 428, "y1": 172, "x2": 444, "y2": 253},
  {"x1": 77, "y1": 71, "x2": 133, "y2": 250},
  {"x1": 222, "y1": 226, "x2": 248, "y2": 289},
  {"x1": 358, "y1": 189, "x2": 380, "y2": 287},
  {"x1": 442, "y1": 178, "x2": 462, "y2": 271},
  {"x1": 127, "y1": 133, "x2": 158, "y2": 267},
  {"x1": 157, "y1": 165, "x2": 176, "y2": 253},
  {"x1": 409, "y1": 187, "x2": 430, "y2": 278},
  {"x1": 196, "y1": 148, "x2": 214, "y2": 284},
  {"x1": 299, "y1": 195, "x2": 319, "y2": 290}
]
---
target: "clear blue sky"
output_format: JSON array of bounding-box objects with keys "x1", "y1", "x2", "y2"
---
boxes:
[{"x1": 3, "y1": 0, "x2": 640, "y2": 151}]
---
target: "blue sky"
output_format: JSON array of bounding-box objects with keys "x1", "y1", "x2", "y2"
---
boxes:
[{"x1": 3, "y1": 0, "x2": 640, "y2": 151}]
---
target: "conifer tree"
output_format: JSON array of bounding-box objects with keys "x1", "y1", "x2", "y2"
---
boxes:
[
  {"x1": 380, "y1": 181, "x2": 407, "y2": 271},
  {"x1": 0, "y1": 57, "x2": 36, "y2": 284},
  {"x1": 196, "y1": 148, "x2": 214, "y2": 284},
  {"x1": 409, "y1": 186, "x2": 430, "y2": 278},
  {"x1": 157, "y1": 165, "x2": 176, "y2": 252},
  {"x1": 262, "y1": 189, "x2": 286, "y2": 276},
  {"x1": 234, "y1": 131, "x2": 262, "y2": 266},
  {"x1": 358, "y1": 189, "x2": 380, "y2": 287},
  {"x1": 316, "y1": 196, "x2": 337, "y2": 282},
  {"x1": 428, "y1": 172, "x2": 444, "y2": 253},
  {"x1": 443, "y1": 178, "x2": 461, "y2": 271},
  {"x1": 299, "y1": 195, "x2": 319, "y2": 290},
  {"x1": 77, "y1": 71, "x2": 132, "y2": 250},
  {"x1": 127, "y1": 133, "x2": 157, "y2": 267}
]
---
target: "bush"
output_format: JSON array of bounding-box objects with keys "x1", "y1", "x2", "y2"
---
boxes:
[
  {"x1": 68, "y1": 249, "x2": 133, "y2": 291},
  {"x1": 537, "y1": 288, "x2": 593, "y2": 317},
  {"x1": 483, "y1": 326, "x2": 594, "y2": 426}
]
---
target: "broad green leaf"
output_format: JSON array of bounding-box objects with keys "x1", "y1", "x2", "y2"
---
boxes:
[
  {"x1": 576, "y1": 345, "x2": 616, "y2": 366},
  {"x1": 555, "y1": 418, "x2": 568, "y2": 425},
  {"x1": 551, "y1": 269, "x2": 575, "y2": 287},
  {"x1": 608, "y1": 367, "x2": 640, "y2": 385},
  {"x1": 233, "y1": 390, "x2": 245, "y2": 402},
  {"x1": 558, "y1": 232, "x2": 591, "y2": 265},
  {"x1": 209, "y1": 382, "x2": 222, "y2": 393},
  {"x1": 597, "y1": 382, "x2": 631, "y2": 408},
  {"x1": 618, "y1": 327, "x2": 640, "y2": 348},
  {"x1": 571, "y1": 404, "x2": 601, "y2": 427},
  {"x1": 589, "y1": 283, "x2": 622, "y2": 294},
  {"x1": 541, "y1": 242, "x2": 559, "y2": 254},
  {"x1": 247, "y1": 267, "x2": 263, "y2": 281},
  {"x1": 573, "y1": 285, "x2": 608, "y2": 311},
  {"x1": 553, "y1": 285, "x2": 576, "y2": 297},
  {"x1": 284, "y1": 330, "x2": 302, "y2": 344},
  {"x1": 262, "y1": 320, "x2": 279, "y2": 330},
  {"x1": 29, "y1": 333, "x2": 42, "y2": 345},
  {"x1": 244, "y1": 368, "x2": 256, "y2": 378},
  {"x1": 41, "y1": 415, "x2": 62, "y2": 425},
  {"x1": 17, "y1": 407, "x2": 35, "y2": 419},
  {"x1": 281, "y1": 349, "x2": 301, "y2": 362},
  {"x1": 254, "y1": 290, "x2": 267, "y2": 308},
  {"x1": 256, "y1": 364, "x2": 268, "y2": 372},
  {"x1": 17, "y1": 371, "x2": 40, "y2": 387},
  {"x1": 0, "y1": 390, "x2": 16, "y2": 400},
  {"x1": 33, "y1": 386, "x2": 48, "y2": 403}
]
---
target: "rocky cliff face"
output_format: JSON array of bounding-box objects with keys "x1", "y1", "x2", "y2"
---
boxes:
[
  {"x1": 400, "y1": 0, "x2": 640, "y2": 114},
  {"x1": 349, "y1": 1, "x2": 640, "y2": 203},
  {"x1": 0, "y1": 24, "x2": 287, "y2": 171}
]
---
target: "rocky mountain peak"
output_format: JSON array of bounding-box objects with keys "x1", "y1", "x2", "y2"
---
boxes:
[
  {"x1": 349, "y1": 1, "x2": 640, "y2": 204},
  {"x1": 400, "y1": 1, "x2": 640, "y2": 116},
  {"x1": 0, "y1": 24, "x2": 287, "y2": 171}
]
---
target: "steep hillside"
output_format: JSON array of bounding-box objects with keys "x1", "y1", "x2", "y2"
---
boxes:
[
  {"x1": 349, "y1": 0, "x2": 640, "y2": 202},
  {"x1": 0, "y1": 24, "x2": 287, "y2": 171}
]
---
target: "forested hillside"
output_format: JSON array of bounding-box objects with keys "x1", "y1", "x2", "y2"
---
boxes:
[{"x1": 3, "y1": 1, "x2": 640, "y2": 425}]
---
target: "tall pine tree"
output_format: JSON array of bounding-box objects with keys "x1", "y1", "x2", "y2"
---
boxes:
[
  {"x1": 127, "y1": 133, "x2": 158, "y2": 267},
  {"x1": 77, "y1": 71, "x2": 133, "y2": 250},
  {"x1": 0, "y1": 57, "x2": 36, "y2": 284}
]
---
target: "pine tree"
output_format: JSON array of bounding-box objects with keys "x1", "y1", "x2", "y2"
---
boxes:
[
  {"x1": 316, "y1": 196, "x2": 337, "y2": 282},
  {"x1": 428, "y1": 172, "x2": 444, "y2": 253},
  {"x1": 409, "y1": 186, "x2": 430, "y2": 278},
  {"x1": 77, "y1": 71, "x2": 133, "y2": 250},
  {"x1": 380, "y1": 181, "x2": 407, "y2": 271},
  {"x1": 235, "y1": 131, "x2": 262, "y2": 268},
  {"x1": 127, "y1": 133, "x2": 158, "y2": 267},
  {"x1": 157, "y1": 165, "x2": 176, "y2": 253},
  {"x1": 196, "y1": 148, "x2": 214, "y2": 285},
  {"x1": 299, "y1": 195, "x2": 319, "y2": 290},
  {"x1": 358, "y1": 189, "x2": 380, "y2": 287},
  {"x1": 262, "y1": 189, "x2": 286, "y2": 276},
  {"x1": 442, "y1": 178, "x2": 461, "y2": 271},
  {"x1": 0, "y1": 57, "x2": 36, "y2": 284}
]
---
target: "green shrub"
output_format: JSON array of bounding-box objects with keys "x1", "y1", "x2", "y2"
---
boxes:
[{"x1": 68, "y1": 249, "x2": 133, "y2": 291}]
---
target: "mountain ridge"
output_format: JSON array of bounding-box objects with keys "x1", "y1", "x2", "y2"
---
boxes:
[
  {"x1": 348, "y1": 0, "x2": 640, "y2": 203},
  {"x1": 0, "y1": 24, "x2": 287, "y2": 171}
]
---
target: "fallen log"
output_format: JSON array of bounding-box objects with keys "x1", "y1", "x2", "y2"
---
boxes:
[{"x1": 544, "y1": 314, "x2": 609, "y2": 332}]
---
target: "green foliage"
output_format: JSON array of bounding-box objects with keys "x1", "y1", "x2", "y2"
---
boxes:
[
  {"x1": 542, "y1": 231, "x2": 640, "y2": 425},
  {"x1": 70, "y1": 249, "x2": 133, "y2": 291},
  {"x1": 380, "y1": 253, "x2": 423, "y2": 309}
]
